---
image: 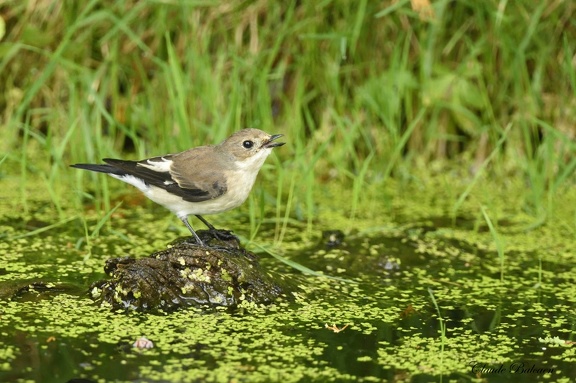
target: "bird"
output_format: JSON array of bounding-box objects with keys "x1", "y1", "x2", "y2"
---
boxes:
[{"x1": 71, "y1": 129, "x2": 285, "y2": 246}]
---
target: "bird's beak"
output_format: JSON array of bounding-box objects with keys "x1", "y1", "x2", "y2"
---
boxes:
[{"x1": 263, "y1": 134, "x2": 285, "y2": 148}]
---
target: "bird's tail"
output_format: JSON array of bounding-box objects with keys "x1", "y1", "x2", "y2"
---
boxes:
[{"x1": 70, "y1": 163, "x2": 124, "y2": 176}]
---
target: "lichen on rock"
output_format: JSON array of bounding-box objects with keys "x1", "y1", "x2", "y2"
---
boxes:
[{"x1": 90, "y1": 230, "x2": 291, "y2": 312}]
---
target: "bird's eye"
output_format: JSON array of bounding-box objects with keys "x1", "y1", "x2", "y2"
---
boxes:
[{"x1": 242, "y1": 140, "x2": 254, "y2": 149}]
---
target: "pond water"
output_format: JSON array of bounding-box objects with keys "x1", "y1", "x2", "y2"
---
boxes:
[{"x1": 1, "y1": 176, "x2": 575, "y2": 382}]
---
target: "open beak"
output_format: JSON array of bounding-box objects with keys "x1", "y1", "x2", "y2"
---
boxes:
[{"x1": 263, "y1": 134, "x2": 285, "y2": 148}]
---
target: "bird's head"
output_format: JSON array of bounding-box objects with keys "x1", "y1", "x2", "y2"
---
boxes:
[{"x1": 219, "y1": 129, "x2": 285, "y2": 170}]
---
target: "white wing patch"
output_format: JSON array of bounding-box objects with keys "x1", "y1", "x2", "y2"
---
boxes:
[{"x1": 138, "y1": 157, "x2": 173, "y2": 172}]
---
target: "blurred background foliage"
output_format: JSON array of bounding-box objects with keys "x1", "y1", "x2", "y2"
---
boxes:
[{"x1": 0, "y1": 0, "x2": 575, "y2": 213}]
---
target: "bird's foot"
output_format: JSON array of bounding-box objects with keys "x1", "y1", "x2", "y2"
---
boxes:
[
  {"x1": 208, "y1": 228, "x2": 238, "y2": 242},
  {"x1": 189, "y1": 229, "x2": 241, "y2": 250}
]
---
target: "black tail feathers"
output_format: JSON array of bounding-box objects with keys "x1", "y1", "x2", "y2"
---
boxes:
[{"x1": 70, "y1": 163, "x2": 123, "y2": 176}]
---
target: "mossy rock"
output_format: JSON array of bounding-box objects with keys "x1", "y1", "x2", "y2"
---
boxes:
[{"x1": 90, "y1": 230, "x2": 292, "y2": 312}]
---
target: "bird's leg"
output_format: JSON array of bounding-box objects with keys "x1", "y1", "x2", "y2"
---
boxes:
[
  {"x1": 195, "y1": 215, "x2": 237, "y2": 241},
  {"x1": 180, "y1": 217, "x2": 205, "y2": 246},
  {"x1": 195, "y1": 215, "x2": 218, "y2": 231}
]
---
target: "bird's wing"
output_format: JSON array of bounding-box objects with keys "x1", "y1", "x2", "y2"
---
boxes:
[
  {"x1": 167, "y1": 147, "x2": 228, "y2": 201},
  {"x1": 103, "y1": 154, "x2": 226, "y2": 203}
]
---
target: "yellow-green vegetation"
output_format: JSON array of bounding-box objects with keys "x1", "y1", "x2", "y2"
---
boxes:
[
  {"x1": 1, "y1": 171, "x2": 575, "y2": 382},
  {"x1": 1, "y1": 0, "x2": 575, "y2": 382}
]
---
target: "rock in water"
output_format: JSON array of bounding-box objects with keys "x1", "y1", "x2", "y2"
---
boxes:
[{"x1": 90, "y1": 231, "x2": 291, "y2": 312}]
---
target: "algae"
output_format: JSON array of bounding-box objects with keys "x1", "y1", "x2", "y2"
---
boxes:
[{"x1": 0, "y1": 173, "x2": 575, "y2": 382}]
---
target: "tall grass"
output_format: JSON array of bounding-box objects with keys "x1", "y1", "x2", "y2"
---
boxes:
[
  {"x1": 481, "y1": 205, "x2": 506, "y2": 283},
  {"x1": 428, "y1": 287, "x2": 446, "y2": 375},
  {"x1": 1, "y1": 0, "x2": 574, "y2": 239}
]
